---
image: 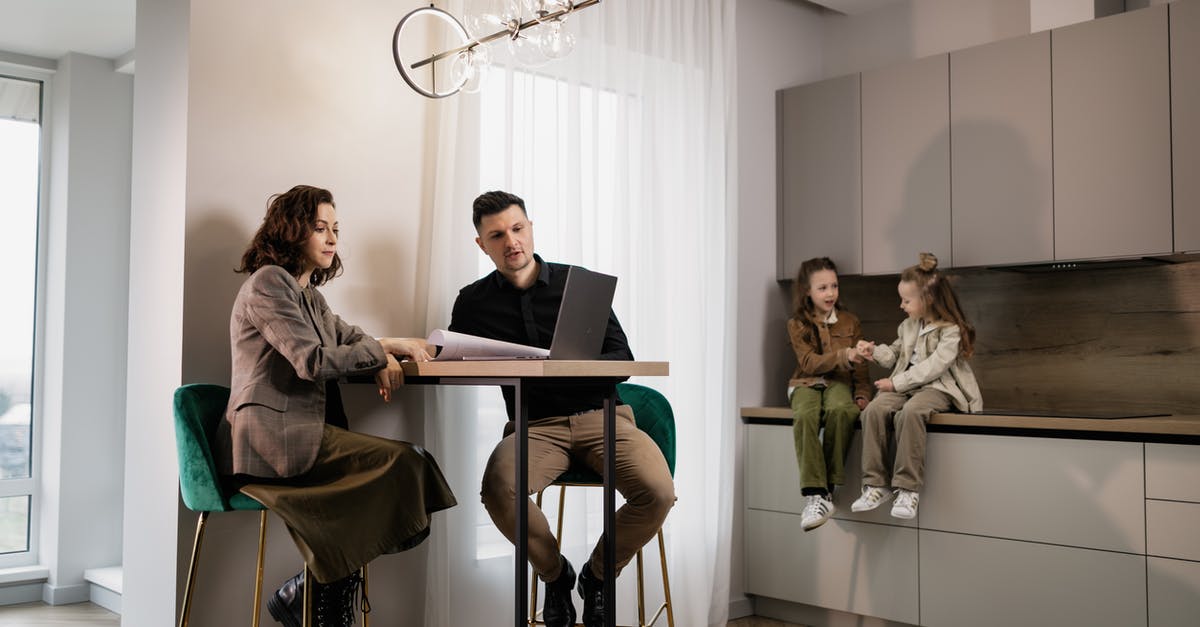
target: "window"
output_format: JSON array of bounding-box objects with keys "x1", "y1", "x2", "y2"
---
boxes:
[
  {"x1": 0, "y1": 72, "x2": 44, "y2": 565},
  {"x1": 471, "y1": 66, "x2": 640, "y2": 560}
]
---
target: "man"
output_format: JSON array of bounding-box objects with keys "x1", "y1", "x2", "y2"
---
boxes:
[{"x1": 449, "y1": 191, "x2": 675, "y2": 627}]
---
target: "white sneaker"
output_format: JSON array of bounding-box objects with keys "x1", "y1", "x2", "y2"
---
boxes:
[
  {"x1": 801, "y1": 494, "x2": 836, "y2": 531},
  {"x1": 891, "y1": 489, "x2": 920, "y2": 519},
  {"x1": 850, "y1": 485, "x2": 892, "y2": 512}
]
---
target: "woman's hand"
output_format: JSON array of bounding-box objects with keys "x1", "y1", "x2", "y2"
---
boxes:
[
  {"x1": 380, "y1": 337, "x2": 433, "y2": 362},
  {"x1": 874, "y1": 378, "x2": 895, "y2": 393},
  {"x1": 376, "y1": 354, "x2": 404, "y2": 402}
]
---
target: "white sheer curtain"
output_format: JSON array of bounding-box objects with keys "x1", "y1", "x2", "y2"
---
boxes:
[{"x1": 419, "y1": 1, "x2": 738, "y2": 624}]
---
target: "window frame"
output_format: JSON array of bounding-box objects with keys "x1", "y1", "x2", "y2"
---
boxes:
[{"x1": 0, "y1": 62, "x2": 52, "y2": 568}]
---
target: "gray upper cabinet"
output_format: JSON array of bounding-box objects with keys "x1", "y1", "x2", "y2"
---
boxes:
[
  {"x1": 1052, "y1": 6, "x2": 1173, "y2": 260},
  {"x1": 950, "y1": 32, "x2": 1053, "y2": 267},
  {"x1": 862, "y1": 54, "x2": 950, "y2": 275},
  {"x1": 1173, "y1": 0, "x2": 1200, "y2": 253},
  {"x1": 777, "y1": 75, "x2": 862, "y2": 280}
]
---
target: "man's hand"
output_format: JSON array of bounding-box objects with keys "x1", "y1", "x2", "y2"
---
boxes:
[
  {"x1": 874, "y1": 378, "x2": 895, "y2": 393},
  {"x1": 376, "y1": 354, "x2": 404, "y2": 402}
]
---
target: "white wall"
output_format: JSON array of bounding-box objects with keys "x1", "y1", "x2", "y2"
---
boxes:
[
  {"x1": 734, "y1": 0, "x2": 826, "y2": 617},
  {"x1": 122, "y1": 0, "x2": 189, "y2": 624},
  {"x1": 140, "y1": 1, "x2": 436, "y2": 625},
  {"x1": 38, "y1": 51, "x2": 131, "y2": 605}
]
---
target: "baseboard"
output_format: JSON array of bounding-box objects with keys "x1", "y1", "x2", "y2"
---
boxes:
[
  {"x1": 84, "y1": 566, "x2": 122, "y2": 615},
  {"x1": 0, "y1": 582, "x2": 43, "y2": 605},
  {"x1": 88, "y1": 583, "x2": 121, "y2": 614},
  {"x1": 41, "y1": 581, "x2": 89, "y2": 605},
  {"x1": 728, "y1": 595, "x2": 754, "y2": 620}
]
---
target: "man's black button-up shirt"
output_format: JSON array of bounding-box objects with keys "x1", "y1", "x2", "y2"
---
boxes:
[{"x1": 448, "y1": 254, "x2": 633, "y2": 421}]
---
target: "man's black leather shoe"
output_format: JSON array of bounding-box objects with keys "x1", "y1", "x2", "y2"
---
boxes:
[
  {"x1": 267, "y1": 570, "x2": 304, "y2": 627},
  {"x1": 577, "y1": 561, "x2": 606, "y2": 627},
  {"x1": 542, "y1": 556, "x2": 577, "y2": 627}
]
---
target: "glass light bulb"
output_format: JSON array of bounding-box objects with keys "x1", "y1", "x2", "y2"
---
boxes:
[
  {"x1": 508, "y1": 28, "x2": 548, "y2": 68},
  {"x1": 465, "y1": 0, "x2": 517, "y2": 39},
  {"x1": 451, "y1": 47, "x2": 490, "y2": 94},
  {"x1": 538, "y1": 19, "x2": 575, "y2": 59}
]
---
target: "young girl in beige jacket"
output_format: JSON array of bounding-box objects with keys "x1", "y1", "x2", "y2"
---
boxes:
[{"x1": 851, "y1": 253, "x2": 982, "y2": 520}]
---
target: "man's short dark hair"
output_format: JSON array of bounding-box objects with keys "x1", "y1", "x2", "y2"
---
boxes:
[{"x1": 473, "y1": 190, "x2": 527, "y2": 229}]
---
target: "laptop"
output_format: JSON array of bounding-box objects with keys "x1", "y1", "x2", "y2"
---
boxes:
[{"x1": 544, "y1": 266, "x2": 618, "y2": 360}]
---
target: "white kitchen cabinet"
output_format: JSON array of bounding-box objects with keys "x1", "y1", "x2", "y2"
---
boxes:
[
  {"x1": 861, "y1": 54, "x2": 950, "y2": 274},
  {"x1": 1052, "y1": 6, "x2": 1172, "y2": 260},
  {"x1": 919, "y1": 530, "x2": 1147, "y2": 627},
  {"x1": 745, "y1": 508, "x2": 920, "y2": 625},
  {"x1": 1146, "y1": 442, "x2": 1200, "y2": 502},
  {"x1": 950, "y1": 32, "x2": 1053, "y2": 267},
  {"x1": 1172, "y1": 0, "x2": 1200, "y2": 253},
  {"x1": 777, "y1": 75, "x2": 863, "y2": 279},
  {"x1": 1148, "y1": 556, "x2": 1200, "y2": 627},
  {"x1": 921, "y1": 433, "x2": 1145, "y2": 553}
]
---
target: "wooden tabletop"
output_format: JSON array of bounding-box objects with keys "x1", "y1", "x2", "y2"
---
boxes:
[
  {"x1": 401, "y1": 360, "x2": 669, "y2": 378},
  {"x1": 740, "y1": 406, "x2": 1200, "y2": 438}
]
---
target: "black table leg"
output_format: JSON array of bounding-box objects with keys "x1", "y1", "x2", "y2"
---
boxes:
[
  {"x1": 603, "y1": 391, "x2": 616, "y2": 627},
  {"x1": 515, "y1": 380, "x2": 528, "y2": 627}
]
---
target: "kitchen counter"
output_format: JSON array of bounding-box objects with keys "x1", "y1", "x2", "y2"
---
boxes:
[{"x1": 741, "y1": 406, "x2": 1200, "y2": 442}]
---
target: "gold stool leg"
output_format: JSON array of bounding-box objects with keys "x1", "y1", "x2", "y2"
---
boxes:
[
  {"x1": 252, "y1": 510, "x2": 268, "y2": 627},
  {"x1": 658, "y1": 531, "x2": 674, "y2": 627},
  {"x1": 179, "y1": 511, "x2": 209, "y2": 627},
  {"x1": 529, "y1": 489, "x2": 544, "y2": 627},
  {"x1": 635, "y1": 547, "x2": 646, "y2": 627},
  {"x1": 361, "y1": 564, "x2": 370, "y2": 627},
  {"x1": 302, "y1": 564, "x2": 312, "y2": 627}
]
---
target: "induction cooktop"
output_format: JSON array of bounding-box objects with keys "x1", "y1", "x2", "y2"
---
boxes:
[{"x1": 971, "y1": 409, "x2": 1170, "y2": 420}]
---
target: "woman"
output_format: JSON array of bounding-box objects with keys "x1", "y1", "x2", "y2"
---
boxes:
[{"x1": 215, "y1": 185, "x2": 456, "y2": 627}]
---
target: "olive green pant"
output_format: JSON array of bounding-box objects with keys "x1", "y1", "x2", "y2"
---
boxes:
[{"x1": 791, "y1": 381, "x2": 861, "y2": 492}]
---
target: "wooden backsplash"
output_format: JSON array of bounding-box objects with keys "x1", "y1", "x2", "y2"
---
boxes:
[{"x1": 825, "y1": 260, "x2": 1200, "y2": 416}]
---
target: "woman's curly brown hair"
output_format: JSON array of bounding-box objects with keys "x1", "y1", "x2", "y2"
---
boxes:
[{"x1": 236, "y1": 185, "x2": 343, "y2": 286}]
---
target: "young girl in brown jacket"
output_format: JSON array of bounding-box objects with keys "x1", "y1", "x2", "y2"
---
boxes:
[{"x1": 787, "y1": 257, "x2": 872, "y2": 531}]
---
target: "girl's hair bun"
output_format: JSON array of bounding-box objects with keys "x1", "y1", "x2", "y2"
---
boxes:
[{"x1": 917, "y1": 252, "x2": 938, "y2": 272}]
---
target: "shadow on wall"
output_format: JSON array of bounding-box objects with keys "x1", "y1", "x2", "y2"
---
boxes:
[{"x1": 182, "y1": 209, "x2": 253, "y2": 385}]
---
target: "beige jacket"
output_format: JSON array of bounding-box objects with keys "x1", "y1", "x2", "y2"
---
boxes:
[
  {"x1": 216, "y1": 265, "x2": 387, "y2": 479},
  {"x1": 873, "y1": 318, "x2": 983, "y2": 413}
]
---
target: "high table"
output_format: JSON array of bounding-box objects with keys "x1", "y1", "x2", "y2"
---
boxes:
[{"x1": 400, "y1": 360, "x2": 670, "y2": 627}]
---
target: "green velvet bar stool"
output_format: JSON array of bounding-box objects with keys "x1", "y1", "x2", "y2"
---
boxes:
[
  {"x1": 173, "y1": 383, "x2": 370, "y2": 627},
  {"x1": 528, "y1": 383, "x2": 677, "y2": 627}
]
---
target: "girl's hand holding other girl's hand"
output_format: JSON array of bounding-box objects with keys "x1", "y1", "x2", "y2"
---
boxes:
[
  {"x1": 875, "y1": 378, "x2": 895, "y2": 393},
  {"x1": 855, "y1": 340, "x2": 876, "y2": 361},
  {"x1": 376, "y1": 354, "x2": 404, "y2": 402},
  {"x1": 855, "y1": 397, "x2": 868, "y2": 410}
]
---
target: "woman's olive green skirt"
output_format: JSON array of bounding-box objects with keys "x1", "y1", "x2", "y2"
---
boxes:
[{"x1": 240, "y1": 425, "x2": 457, "y2": 583}]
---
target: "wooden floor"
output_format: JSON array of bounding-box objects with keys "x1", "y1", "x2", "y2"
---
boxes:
[
  {"x1": 0, "y1": 602, "x2": 119, "y2": 626},
  {"x1": 0, "y1": 602, "x2": 796, "y2": 627}
]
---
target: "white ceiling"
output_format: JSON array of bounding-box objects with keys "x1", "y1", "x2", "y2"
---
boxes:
[
  {"x1": 0, "y1": 0, "x2": 902, "y2": 63},
  {"x1": 0, "y1": 0, "x2": 135, "y2": 61}
]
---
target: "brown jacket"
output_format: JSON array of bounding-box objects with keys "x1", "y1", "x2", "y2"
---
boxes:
[
  {"x1": 787, "y1": 309, "x2": 872, "y2": 401},
  {"x1": 216, "y1": 265, "x2": 387, "y2": 479}
]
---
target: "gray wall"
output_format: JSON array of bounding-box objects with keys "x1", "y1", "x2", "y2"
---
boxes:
[
  {"x1": 734, "y1": 0, "x2": 826, "y2": 616},
  {"x1": 123, "y1": 0, "x2": 440, "y2": 624}
]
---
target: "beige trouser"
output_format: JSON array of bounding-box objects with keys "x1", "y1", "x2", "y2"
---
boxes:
[
  {"x1": 480, "y1": 405, "x2": 676, "y2": 582},
  {"x1": 860, "y1": 388, "x2": 953, "y2": 492}
]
